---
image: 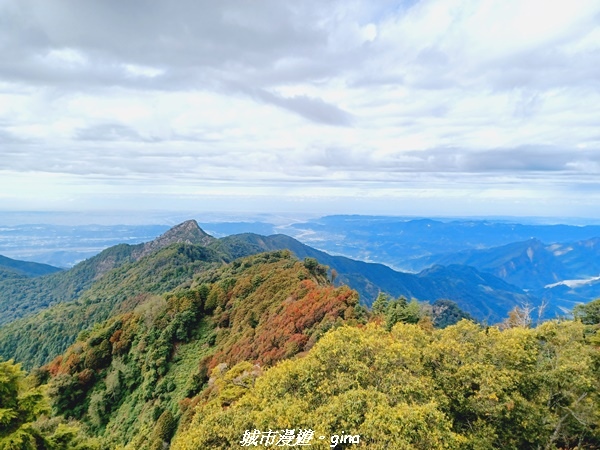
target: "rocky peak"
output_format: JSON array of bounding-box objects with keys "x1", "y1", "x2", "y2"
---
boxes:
[{"x1": 133, "y1": 220, "x2": 216, "y2": 259}]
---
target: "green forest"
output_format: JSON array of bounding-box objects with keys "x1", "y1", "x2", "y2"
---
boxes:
[{"x1": 0, "y1": 238, "x2": 599, "y2": 449}]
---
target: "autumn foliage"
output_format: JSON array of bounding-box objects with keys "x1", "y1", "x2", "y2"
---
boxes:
[
  {"x1": 17, "y1": 248, "x2": 600, "y2": 450},
  {"x1": 36, "y1": 251, "x2": 360, "y2": 449},
  {"x1": 211, "y1": 277, "x2": 358, "y2": 368},
  {"x1": 173, "y1": 320, "x2": 600, "y2": 450}
]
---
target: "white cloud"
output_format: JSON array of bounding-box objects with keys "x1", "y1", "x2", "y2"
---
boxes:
[
  {"x1": 41, "y1": 48, "x2": 88, "y2": 67},
  {"x1": 0, "y1": 0, "x2": 599, "y2": 217},
  {"x1": 123, "y1": 64, "x2": 164, "y2": 79}
]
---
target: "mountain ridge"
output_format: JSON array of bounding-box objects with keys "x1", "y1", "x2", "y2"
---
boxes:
[
  {"x1": 209, "y1": 231, "x2": 533, "y2": 320},
  {"x1": 0, "y1": 220, "x2": 219, "y2": 326},
  {"x1": 0, "y1": 254, "x2": 63, "y2": 277},
  {"x1": 401, "y1": 235, "x2": 600, "y2": 311},
  {"x1": 0, "y1": 221, "x2": 538, "y2": 327},
  {"x1": 283, "y1": 215, "x2": 600, "y2": 269},
  {"x1": 0, "y1": 220, "x2": 570, "y2": 370}
]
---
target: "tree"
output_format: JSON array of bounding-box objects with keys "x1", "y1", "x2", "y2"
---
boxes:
[
  {"x1": 0, "y1": 359, "x2": 46, "y2": 449},
  {"x1": 431, "y1": 299, "x2": 474, "y2": 328},
  {"x1": 500, "y1": 304, "x2": 533, "y2": 329},
  {"x1": 303, "y1": 258, "x2": 318, "y2": 273},
  {"x1": 329, "y1": 269, "x2": 338, "y2": 285},
  {"x1": 573, "y1": 299, "x2": 600, "y2": 325},
  {"x1": 385, "y1": 297, "x2": 421, "y2": 330},
  {"x1": 371, "y1": 293, "x2": 389, "y2": 316},
  {"x1": 0, "y1": 359, "x2": 98, "y2": 449},
  {"x1": 150, "y1": 410, "x2": 176, "y2": 448}
]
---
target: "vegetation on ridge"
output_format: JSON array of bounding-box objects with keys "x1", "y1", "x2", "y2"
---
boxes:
[
  {"x1": 30, "y1": 251, "x2": 360, "y2": 449},
  {"x1": 174, "y1": 319, "x2": 600, "y2": 450},
  {"x1": 0, "y1": 221, "x2": 599, "y2": 449},
  {"x1": 0, "y1": 244, "x2": 224, "y2": 369}
]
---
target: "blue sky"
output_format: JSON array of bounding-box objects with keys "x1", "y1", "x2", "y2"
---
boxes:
[{"x1": 1, "y1": 0, "x2": 600, "y2": 219}]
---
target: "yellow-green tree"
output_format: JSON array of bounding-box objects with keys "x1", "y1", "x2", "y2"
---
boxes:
[
  {"x1": 0, "y1": 359, "x2": 47, "y2": 449},
  {"x1": 171, "y1": 325, "x2": 464, "y2": 449},
  {"x1": 0, "y1": 359, "x2": 99, "y2": 450},
  {"x1": 172, "y1": 320, "x2": 600, "y2": 450},
  {"x1": 574, "y1": 298, "x2": 600, "y2": 325}
]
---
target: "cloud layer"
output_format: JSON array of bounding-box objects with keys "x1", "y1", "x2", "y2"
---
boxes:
[{"x1": 1, "y1": 0, "x2": 600, "y2": 216}]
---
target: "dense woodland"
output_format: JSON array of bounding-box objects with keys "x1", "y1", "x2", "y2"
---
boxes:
[
  {"x1": 0, "y1": 244, "x2": 224, "y2": 369},
  {"x1": 0, "y1": 223, "x2": 599, "y2": 449}
]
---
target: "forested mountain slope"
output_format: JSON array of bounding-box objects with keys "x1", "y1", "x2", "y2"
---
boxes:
[
  {"x1": 0, "y1": 254, "x2": 62, "y2": 277},
  {"x1": 0, "y1": 220, "x2": 214, "y2": 326},
  {"x1": 0, "y1": 243, "x2": 225, "y2": 369},
  {"x1": 37, "y1": 251, "x2": 359, "y2": 449},
  {"x1": 173, "y1": 319, "x2": 600, "y2": 450},
  {"x1": 0, "y1": 221, "x2": 538, "y2": 370}
]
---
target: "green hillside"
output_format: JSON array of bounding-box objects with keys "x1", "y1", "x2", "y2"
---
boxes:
[
  {"x1": 0, "y1": 220, "x2": 213, "y2": 326},
  {"x1": 0, "y1": 243, "x2": 224, "y2": 369},
  {"x1": 0, "y1": 244, "x2": 139, "y2": 326},
  {"x1": 0, "y1": 254, "x2": 62, "y2": 277},
  {"x1": 35, "y1": 251, "x2": 359, "y2": 449}
]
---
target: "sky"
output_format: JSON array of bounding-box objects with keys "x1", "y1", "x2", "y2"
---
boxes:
[{"x1": 1, "y1": 0, "x2": 600, "y2": 219}]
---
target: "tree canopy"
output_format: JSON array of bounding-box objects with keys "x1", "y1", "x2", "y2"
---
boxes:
[{"x1": 173, "y1": 320, "x2": 600, "y2": 450}]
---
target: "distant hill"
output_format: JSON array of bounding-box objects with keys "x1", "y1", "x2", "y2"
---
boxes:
[
  {"x1": 0, "y1": 220, "x2": 217, "y2": 326},
  {"x1": 402, "y1": 236, "x2": 600, "y2": 314},
  {"x1": 0, "y1": 220, "x2": 533, "y2": 370},
  {"x1": 281, "y1": 215, "x2": 600, "y2": 269},
  {"x1": 404, "y1": 238, "x2": 568, "y2": 290},
  {"x1": 211, "y1": 233, "x2": 532, "y2": 322},
  {"x1": 547, "y1": 237, "x2": 600, "y2": 277},
  {"x1": 0, "y1": 254, "x2": 62, "y2": 277}
]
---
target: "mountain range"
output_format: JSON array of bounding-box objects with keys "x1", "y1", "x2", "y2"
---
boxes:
[
  {"x1": 402, "y1": 236, "x2": 600, "y2": 313},
  {"x1": 3, "y1": 218, "x2": 600, "y2": 371},
  {"x1": 0, "y1": 219, "x2": 598, "y2": 449},
  {"x1": 0, "y1": 222, "x2": 527, "y2": 319},
  {"x1": 0, "y1": 219, "x2": 538, "y2": 370},
  {"x1": 282, "y1": 215, "x2": 600, "y2": 268}
]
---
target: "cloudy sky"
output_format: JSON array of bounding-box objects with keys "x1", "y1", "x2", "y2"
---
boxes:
[{"x1": 1, "y1": 0, "x2": 600, "y2": 219}]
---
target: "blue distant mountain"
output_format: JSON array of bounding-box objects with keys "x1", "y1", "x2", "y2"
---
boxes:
[
  {"x1": 402, "y1": 236, "x2": 600, "y2": 314},
  {"x1": 281, "y1": 215, "x2": 600, "y2": 270},
  {"x1": 0, "y1": 254, "x2": 62, "y2": 278},
  {"x1": 2, "y1": 216, "x2": 598, "y2": 324}
]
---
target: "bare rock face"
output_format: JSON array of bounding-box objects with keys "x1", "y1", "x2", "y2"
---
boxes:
[{"x1": 132, "y1": 220, "x2": 216, "y2": 259}]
